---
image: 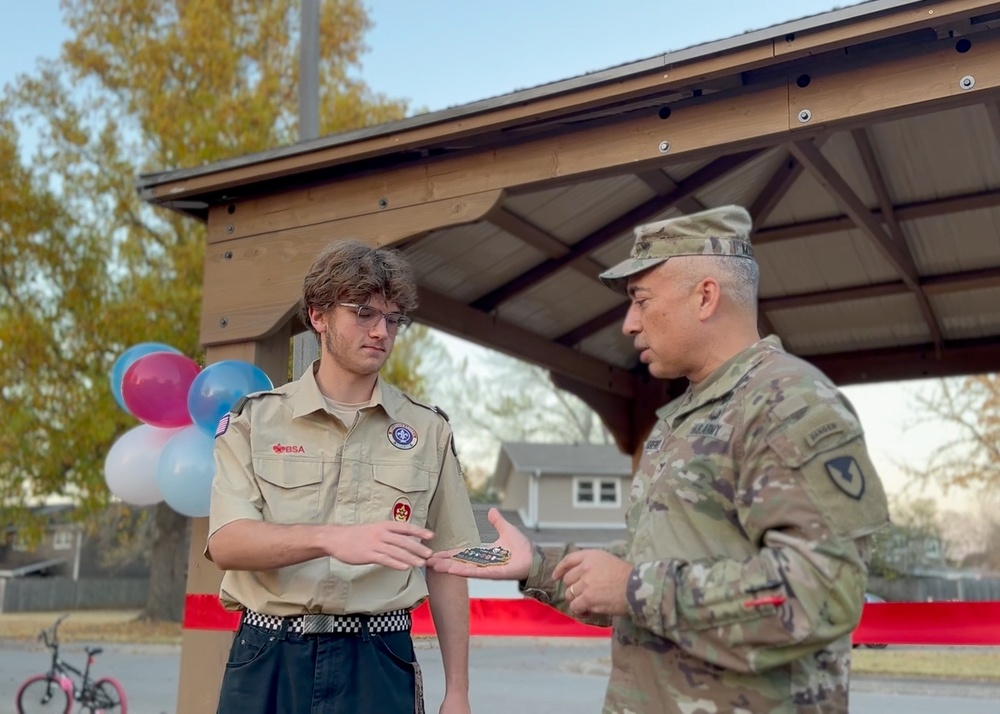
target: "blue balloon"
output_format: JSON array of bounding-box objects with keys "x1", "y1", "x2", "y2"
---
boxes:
[
  {"x1": 110, "y1": 342, "x2": 182, "y2": 413},
  {"x1": 187, "y1": 360, "x2": 274, "y2": 437},
  {"x1": 156, "y1": 426, "x2": 216, "y2": 517}
]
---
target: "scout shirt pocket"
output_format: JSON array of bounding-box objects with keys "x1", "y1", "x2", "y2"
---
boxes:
[
  {"x1": 253, "y1": 457, "x2": 323, "y2": 523},
  {"x1": 370, "y1": 462, "x2": 432, "y2": 526},
  {"x1": 765, "y1": 409, "x2": 889, "y2": 540}
]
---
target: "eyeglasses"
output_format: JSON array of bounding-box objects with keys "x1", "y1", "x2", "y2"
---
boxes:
[{"x1": 336, "y1": 303, "x2": 412, "y2": 335}]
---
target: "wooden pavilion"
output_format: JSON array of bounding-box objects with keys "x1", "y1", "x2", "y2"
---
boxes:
[{"x1": 137, "y1": 1, "x2": 1000, "y2": 709}]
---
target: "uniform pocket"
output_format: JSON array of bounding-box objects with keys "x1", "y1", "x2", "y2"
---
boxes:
[
  {"x1": 253, "y1": 457, "x2": 323, "y2": 523},
  {"x1": 371, "y1": 463, "x2": 431, "y2": 525}
]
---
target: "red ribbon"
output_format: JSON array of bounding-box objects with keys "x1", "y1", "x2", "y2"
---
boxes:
[{"x1": 184, "y1": 594, "x2": 1000, "y2": 645}]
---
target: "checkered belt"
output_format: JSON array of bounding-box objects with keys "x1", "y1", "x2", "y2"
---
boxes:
[{"x1": 242, "y1": 608, "x2": 411, "y2": 635}]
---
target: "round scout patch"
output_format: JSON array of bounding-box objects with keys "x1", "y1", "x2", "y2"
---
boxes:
[
  {"x1": 388, "y1": 422, "x2": 417, "y2": 450},
  {"x1": 392, "y1": 498, "x2": 413, "y2": 522}
]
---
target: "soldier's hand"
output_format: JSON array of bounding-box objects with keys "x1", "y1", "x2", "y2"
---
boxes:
[
  {"x1": 327, "y1": 521, "x2": 434, "y2": 570},
  {"x1": 554, "y1": 549, "x2": 632, "y2": 617},
  {"x1": 426, "y1": 508, "x2": 532, "y2": 580}
]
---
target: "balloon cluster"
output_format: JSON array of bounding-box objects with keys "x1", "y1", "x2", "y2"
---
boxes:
[{"x1": 104, "y1": 343, "x2": 273, "y2": 517}]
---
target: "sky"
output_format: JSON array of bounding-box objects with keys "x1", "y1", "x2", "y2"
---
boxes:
[{"x1": 0, "y1": 0, "x2": 982, "y2": 513}]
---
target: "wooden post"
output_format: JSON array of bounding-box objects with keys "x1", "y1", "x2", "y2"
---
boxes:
[{"x1": 175, "y1": 329, "x2": 290, "y2": 714}]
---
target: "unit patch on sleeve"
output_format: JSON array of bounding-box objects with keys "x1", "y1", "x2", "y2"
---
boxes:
[{"x1": 824, "y1": 456, "x2": 865, "y2": 499}]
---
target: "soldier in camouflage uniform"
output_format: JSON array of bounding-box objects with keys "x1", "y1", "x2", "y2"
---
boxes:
[{"x1": 429, "y1": 205, "x2": 890, "y2": 713}]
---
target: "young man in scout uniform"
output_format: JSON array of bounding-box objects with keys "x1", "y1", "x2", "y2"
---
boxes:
[
  {"x1": 430, "y1": 205, "x2": 890, "y2": 713},
  {"x1": 208, "y1": 240, "x2": 479, "y2": 714}
]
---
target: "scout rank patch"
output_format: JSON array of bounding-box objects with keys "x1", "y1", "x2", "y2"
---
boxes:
[
  {"x1": 388, "y1": 422, "x2": 417, "y2": 450},
  {"x1": 451, "y1": 546, "x2": 512, "y2": 567},
  {"x1": 392, "y1": 498, "x2": 412, "y2": 522}
]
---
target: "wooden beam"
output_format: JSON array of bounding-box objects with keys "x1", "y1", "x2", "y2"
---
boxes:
[
  {"x1": 199, "y1": 190, "x2": 503, "y2": 345},
  {"x1": 754, "y1": 187, "x2": 1000, "y2": 243},
  {"x1": 774, "y1": 0, "x2": 1000, "y2": 59},
  {"x1": 413, "y1": 288, "x2": 636, "y2": 398},
  {"x1": 789, "y1": 140, "x2": 921, "y2": 286},
  {"x1": 761, "y1": 282, "x2": 911, "y2": 312},
  {"x1": 807, "y1": 336, "x2": 1000, "y2": 385},
  {"x1": 635, "y1": 170, "x2": 706, "y2": 214},
  {"x1": 556, "y1": 303, "x2": 629, "y2": 346},
  {"x1": 471, "y1": 150, "x2": 763, "y2": 312},
  {"x1": 760, "y1": 266, "x2": 1000, "y2": 312},
  {"x1": 922, "y1": 265, "x2": 1000, "y2": 295},
  {"x1": 487, "y1": 207, "x2": 607, "y2": 278},
  {"x1": 852, "y1": 127, "x2": 944, "y2": 351}
]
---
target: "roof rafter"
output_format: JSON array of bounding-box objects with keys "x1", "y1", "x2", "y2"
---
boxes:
[
  {"x1": 471, "y1": 150, "x2": 764, "y2": 312},
  {"x1": 788, "y1": 139, "x2": 944, "y2": 353},
  {"x1": 754, "y1": 188, "x2": 1000, "y2": 244},
  {"x1": 851, "y1": 127, "x2": 944, "y2": 352},
  {"x1": 413, "y1": 287, "x2": 636, "y2": 398}
]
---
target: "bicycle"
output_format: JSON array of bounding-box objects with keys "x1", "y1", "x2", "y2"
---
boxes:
[{"x1": 14, "y1": 613, "x2": 128, "y2": 714}]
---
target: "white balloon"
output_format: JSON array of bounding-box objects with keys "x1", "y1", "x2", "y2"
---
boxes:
[{"x1": 103, "y1": 424, "x2": 180, "y2": 506}]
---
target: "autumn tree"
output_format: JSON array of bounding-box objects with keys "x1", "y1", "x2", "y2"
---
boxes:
[
  {"x1": 0, "y1": 0, "x2": 411, "y2": 620},
  {"x1": 430, "y1": 349, "x2": 615, "y2": 499},
  {"x1": 904, "y1": 375, "x2": 1000, "y2": 496}
]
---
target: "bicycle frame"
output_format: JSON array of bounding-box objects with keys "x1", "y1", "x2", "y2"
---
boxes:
[{"x1": 18, "y1": 614, "x2": 126, "y2": 714}]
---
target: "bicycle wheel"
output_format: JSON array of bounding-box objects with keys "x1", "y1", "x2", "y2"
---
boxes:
[
  {"x1": 15, "y1": 675, "x2": 72, "y2": 714},
  {"x1": 86, "y1": 677, "x2": 128, "y2": 713}
]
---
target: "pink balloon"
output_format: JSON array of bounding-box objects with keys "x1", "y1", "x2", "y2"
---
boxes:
[{"x1": 121, "y1": 352, "x2": 201, "y2": 428}]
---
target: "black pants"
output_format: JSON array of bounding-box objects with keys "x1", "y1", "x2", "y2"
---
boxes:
[{"x1": 217, "y1": 619, "x2": 424, "y2": 714}]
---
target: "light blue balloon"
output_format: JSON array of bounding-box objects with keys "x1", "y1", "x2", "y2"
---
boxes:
[
  {"x1": 156, "y1": 426, "x2": 216, "y2": 518},
  {"x1": 110, "y1": 342, "x2": 182, "y2": 413},
  {"x1": 187, "y1": 360, "x2": 274, "y2": 437}
]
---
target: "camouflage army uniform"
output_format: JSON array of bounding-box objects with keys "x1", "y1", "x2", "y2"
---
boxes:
[{"x1": 521, "y1": 336, "x2": 889, "y2": 713}]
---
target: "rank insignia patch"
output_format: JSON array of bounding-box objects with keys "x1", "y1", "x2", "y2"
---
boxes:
[
  {"x1": 825, "y1": 456, "x2": 865, "y2": 499},
  {"x1": 451, "y1": 546, "x2": 511, "y2": 567},
  {"x1": 392, "y1": 498, "x2": 412, "y2": 522},
  {"x1": 388, "y1": 422, "x2": 417, "y2": 450}
]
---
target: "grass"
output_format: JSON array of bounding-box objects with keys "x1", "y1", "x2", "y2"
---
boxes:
[
  {"x1": 0, "y1": 610, "x2": 181, "y2": 646},
  {"x1": 1, "y1": 611, "x2": 998, "y2": 683},
  {"x1": 851, "y1": 647, "x2": 1000, "y2": 682}
]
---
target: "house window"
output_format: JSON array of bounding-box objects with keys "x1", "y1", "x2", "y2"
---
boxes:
[
  {"x1": 573, "y1": 477, "x2": 621, "y2": 507},
  {"x1": 53, "y1": 529, "x2": 75, "y2": 551},
  {"x1": 11, "y1": 533, "x2": 30, "y2": 552}
]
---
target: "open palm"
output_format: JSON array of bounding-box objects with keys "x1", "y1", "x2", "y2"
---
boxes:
[{"x1": 427, "y1": 508, "x2": 533, "y2": 580}]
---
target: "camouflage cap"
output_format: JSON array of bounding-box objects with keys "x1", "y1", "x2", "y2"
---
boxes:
[{"x1": 598, "y1": 205, "x2": 755, "y2": 293}]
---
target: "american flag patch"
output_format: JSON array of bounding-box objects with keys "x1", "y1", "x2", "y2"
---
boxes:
[{"x1": 215, "y1": 414, "x2": 230, "y2": 438}]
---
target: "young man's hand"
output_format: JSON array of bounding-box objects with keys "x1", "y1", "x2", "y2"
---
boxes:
[
  {"x1": 427, "y1": 508, "x2": 532, "y2": 581},
  {"x1": 326, "y1": 521, "x2": 434, "y2": 570}
]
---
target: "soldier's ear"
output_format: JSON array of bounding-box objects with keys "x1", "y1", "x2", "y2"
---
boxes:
[{"x1": 695, "y1": 277, "x2": 722, "y2": 319}]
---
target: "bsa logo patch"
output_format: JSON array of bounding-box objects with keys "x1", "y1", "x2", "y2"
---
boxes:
[
  {"x1": 825, "y1": 456, "x2": 865, "y2": 500},
  {"x1": 388, "y1": 422, "x2": 417, "y2": 450},
  {"x1": 273, "y1": 443, "x2": 305, "y2": 454},
  {"x1": 392, "y1": 498, "x2": 412, "y2": 522}
]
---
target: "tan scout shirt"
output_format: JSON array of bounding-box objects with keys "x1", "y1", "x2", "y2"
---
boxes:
[
  {"x1": 522, "y1": 336, "x2": 890, "y2": 714},
  {"x1": 208, "y1": 363, "x2": 479, "y2": 616}
]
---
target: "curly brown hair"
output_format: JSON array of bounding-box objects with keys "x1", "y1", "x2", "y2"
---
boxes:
[{"x1": 299, "y1": 240, "x2": 418, "y2": 334}]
